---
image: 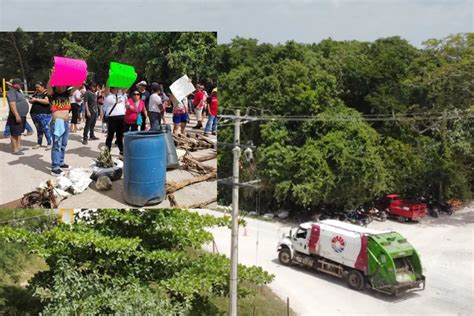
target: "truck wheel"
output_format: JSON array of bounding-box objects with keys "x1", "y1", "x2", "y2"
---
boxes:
[
  {"x1": 397, "y1": 216, "x2": 406, "y2": 223},
  {"x1": 278, "y1": 249, "x2": 292, "y2": 266},
  {"x1": 347, "y1": 270, "x2": 365, "y2": 291}
]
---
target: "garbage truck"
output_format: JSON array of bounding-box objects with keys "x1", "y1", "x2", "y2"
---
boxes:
[{"x1": 277, "y1": 219, "x2": 425, "y2": 295}]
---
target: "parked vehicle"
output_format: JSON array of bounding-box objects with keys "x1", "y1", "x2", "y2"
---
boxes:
[
  {"x1": 346, "y1": 207, "x2": 371, "y2": 227},
  {"x1": 378, "y1": 194, "x2": 427, "y2": 222},
  {"x1": 277, "y1": 220, "x2": 425, "y2": 295},
  {"x1": 367, "y1": 206, "x2": 387, "y2": 222}
]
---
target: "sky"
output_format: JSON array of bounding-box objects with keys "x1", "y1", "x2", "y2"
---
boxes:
[{"x1": 0, "y1": 0, "x2": 472, "y2": 46}]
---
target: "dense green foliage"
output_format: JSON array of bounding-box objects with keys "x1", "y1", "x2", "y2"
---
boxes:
[
  {"x1": 0, "y1": 31, "x2": 217, "y2": 89},
  {"x1": 0, "y1": 209, "x2": 273, "y2": 314},
  {"x1": 0, "y1": 209, "x2": 56, "y2": 313},
  {"x1": 218, "y1": 34, "x2": 473, "y2": 214}
]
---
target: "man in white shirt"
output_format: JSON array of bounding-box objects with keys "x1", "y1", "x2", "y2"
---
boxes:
[{"x1": 148, "y1": 84, "x2": 165, "y2": 129}]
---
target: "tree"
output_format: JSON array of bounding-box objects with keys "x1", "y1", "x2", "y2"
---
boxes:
[{"x1": 0, "y1": 209, "x2": 273, "y2": 314}]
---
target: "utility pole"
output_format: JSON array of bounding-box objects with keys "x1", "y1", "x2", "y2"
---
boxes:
[{"x1": 229, "y1": 109, "x2": 241, "y2": 316}]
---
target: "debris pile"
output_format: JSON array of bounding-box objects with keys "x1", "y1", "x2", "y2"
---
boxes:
[
  {"x1": 20, "y1": 169, "x2": 93, "y2": 208},
  {"x1": 173, "y1": 132, "x2": 216, "y2": 151}
]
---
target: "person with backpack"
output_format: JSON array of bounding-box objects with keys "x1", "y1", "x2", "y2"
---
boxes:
[
  {"x1": 103, "y1": 86, "x2": 127, "y2": 157},
  {"x1": 124, "y1": 90, "x2": 147, "y2": 132}
]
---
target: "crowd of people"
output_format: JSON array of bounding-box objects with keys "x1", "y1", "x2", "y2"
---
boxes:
[{"x1": 4, "y1": 77, "x2": 218, "y2": 175}]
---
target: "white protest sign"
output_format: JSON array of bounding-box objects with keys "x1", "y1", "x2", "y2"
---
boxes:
[{"x1": 170, "y1": 75, "x2": 195, "y2": 102}]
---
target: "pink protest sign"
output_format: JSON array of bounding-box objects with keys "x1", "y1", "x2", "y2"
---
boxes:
[{"x1": 49, "y1": 56, "x2": 87, "y2": 86}]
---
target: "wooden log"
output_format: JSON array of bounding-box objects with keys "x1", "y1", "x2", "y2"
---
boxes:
[
  {"x1": 166, "y1": 171, "x2": 216, "y2": 194},
  {"x1": 179, "y1": 197, "x2": 218, "y2": 209},
  {"x1": 191, "y1": 152, "x2": 217, "y2": 162}
]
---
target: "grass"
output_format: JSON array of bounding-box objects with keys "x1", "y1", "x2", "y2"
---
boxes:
[{"x1": 211, "y1": 282, "x2": 297, "y2": 316}]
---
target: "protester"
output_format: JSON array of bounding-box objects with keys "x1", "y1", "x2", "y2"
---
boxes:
[
  {"x1": 47, "y1": 81, "x2": 78, "y2": 175},
  {"x1": 69, "y1": 84, "x2": 83, "y2": 133},
  {"x1": 82, "y1": 83, "x2": 100, "y2": 145},
  {"x1": 124, "y1": 90, "x2": 147, "y2": 132},
  {"x1": 79, "y1": 85, "x2": 87, "y2": 123},
  {"x1": 172, "y1": 95, "x2": 189, "y2": 134},
  {"x1": 6, "y1": 78, "x2": 29, "y2": 155},
  {"x1": 158, "y1": 84, "x2": 170, "y2": 125},
  {"x1": 137, "y1": 81, "x2": 150, "y2": 131},
  {"x1": 202, "y1": 88, "x2": 209, "y2": 119},
  {"x1": 29, "y1": 82, "x2": 52, "y2": 149},
  {"x1": 204, "y1": 88, "x2": 218, "y2": 136},
  {"x1": 103, "y1": 86, "x2": 126, "y2": 156},
  {"x1": 193, "y1": 84, "x2": 205, "y2": 129},
  {"x1": 95, "y1": 84, "x2": 106, "y2": 133},
  {"x1": 148, "y1": 84, "x2": 164, "y2": 129},
  {"x1": 3, "y1": 81, "x2": 34, "y2": 138}
]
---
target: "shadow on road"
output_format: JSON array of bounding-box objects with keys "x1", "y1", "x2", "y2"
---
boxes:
[
  {"x1": 7, "y1": 153, "x2": 51, "y2": 175},
  {"x1": 0, "y1": 139, "x2": 38, "y2": 153},
  {"x1": 270, "y1": 258, "x2": 422, "y2": 303},
  {"x1": 86, "y1": 179, "x2": 167, "y2": 208}
]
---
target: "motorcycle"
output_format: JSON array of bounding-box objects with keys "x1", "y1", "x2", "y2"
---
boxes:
[
  {"x1": 438, "y1": 200, "x2": 454, "y2": 215},
  {"x1": 346, "y1": 207, "x2": 371, "y2": 227},
  {"x1": 367, "y1": 206, "x2": 387, "y2": 222}
]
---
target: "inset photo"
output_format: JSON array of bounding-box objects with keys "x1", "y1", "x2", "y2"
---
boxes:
[{"x1": 0, "y1": 31, "x2": 218, "y2": 209}]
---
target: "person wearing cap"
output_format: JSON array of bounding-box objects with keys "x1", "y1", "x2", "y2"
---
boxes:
[
  {"x1": 3, "y1": 80, "x2": 34, "y2": 138},
  {"x1": 6, "y1": 78, "x2": 30, "y2": 155},
  {"x1": 137, "y1": 81, "x2": 150, "y2": 130},
  {"x1": 192, "y1": 84, "x2": 205, "y2": 129},
  {"x1": 204, "y1": 88, "x2": 218, "y2": 136}
]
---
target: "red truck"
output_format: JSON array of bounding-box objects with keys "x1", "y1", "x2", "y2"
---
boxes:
[{"x1": 379, "y1": 194, "x2": 427, "y2": 222}]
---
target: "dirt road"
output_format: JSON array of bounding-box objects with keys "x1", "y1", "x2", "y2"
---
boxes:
[{"x1": 197, "y1": 207, "x2": 474, "y2": 316}]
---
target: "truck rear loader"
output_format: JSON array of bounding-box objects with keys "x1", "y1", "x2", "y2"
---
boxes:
[{"x1": 277, "y1": 220, "x2": 425, "y2": 295}]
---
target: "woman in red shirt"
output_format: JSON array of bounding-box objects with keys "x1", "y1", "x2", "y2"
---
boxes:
[
  {"x1": 124, "y1": 91, "x2": 147, "y2": 132},
  {"x1": 204, "y1": 88, "x2": 217, "y2": 136}
]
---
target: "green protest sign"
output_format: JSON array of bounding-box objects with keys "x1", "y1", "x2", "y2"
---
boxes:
[{"x1": 106, "y1": 62, "x2": 137, "y2": 88}]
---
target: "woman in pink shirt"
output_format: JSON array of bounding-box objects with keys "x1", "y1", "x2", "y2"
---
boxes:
[{"x1": 124, "y1": 91, "x2": 147, "y2": 132}]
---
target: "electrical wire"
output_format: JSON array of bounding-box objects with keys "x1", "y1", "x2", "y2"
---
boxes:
[{"x1": 0, "y1": 213, "x2": 57, "y2": 225}]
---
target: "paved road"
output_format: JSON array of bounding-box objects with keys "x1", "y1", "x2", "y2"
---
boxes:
[
  {"x1": 196, "y1": 207, "x2": 474, "y2": 316},
  {"x1": 0, "y1": 111, "x2": 216, "y2": 208}
]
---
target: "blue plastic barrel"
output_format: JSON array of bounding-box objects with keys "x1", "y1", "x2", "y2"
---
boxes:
[{"x1": 123, "y1": 131, "x2": 166, "y2": 206}]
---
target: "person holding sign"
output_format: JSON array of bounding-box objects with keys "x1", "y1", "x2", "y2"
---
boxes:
[
  {"x1": 103, "y1": 86, "x2": 127, "y2": 157},
  {"x1": 46, "y1": 81, "x2": 79, "y2": 175}
]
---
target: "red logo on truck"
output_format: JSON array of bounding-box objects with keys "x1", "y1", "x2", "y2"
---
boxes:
[{"x1": 331, "y1": 235, "x2": 345, "y2": 253}]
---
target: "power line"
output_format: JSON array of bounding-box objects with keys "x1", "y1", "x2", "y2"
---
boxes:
[
  {"x1": 0, "y1": 213, "x2": 57, "y2": 225},
  {"x1": 219, "y1": 113, "x2": 473, "y2": 122}
]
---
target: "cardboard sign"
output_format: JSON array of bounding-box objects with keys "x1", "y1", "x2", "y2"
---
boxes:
[
  {"x1": 107, "y1": 62, "x2": 137, "y2": 88},
  {"x1": 49, "y1": 56, "x2": 87, "y2": 86},
  {"x1": 170, "y1": 75, "x2": 195, "y2": 102}
]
